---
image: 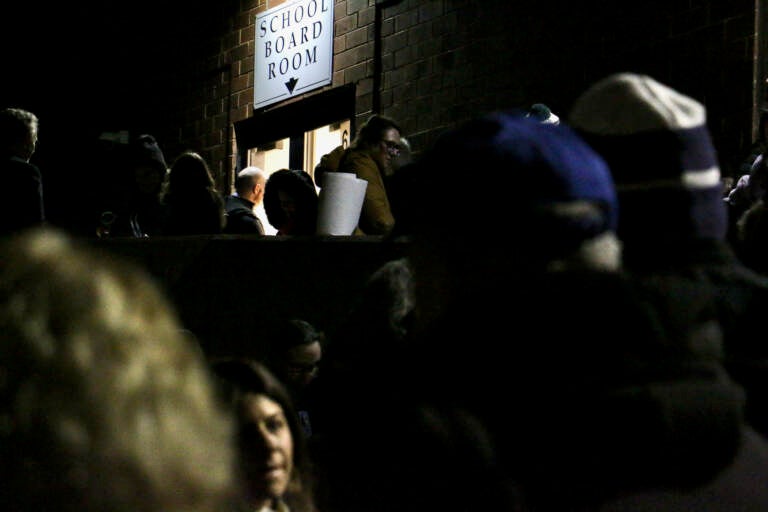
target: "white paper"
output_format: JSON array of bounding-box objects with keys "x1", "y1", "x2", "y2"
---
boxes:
[{"x1": 316, "y1": 172, "x2": 368, "y2": 235}]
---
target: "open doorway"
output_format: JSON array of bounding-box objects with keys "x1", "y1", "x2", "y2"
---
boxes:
[
  {"x1": 245, "y1": 120, "x2": 351, "y2": 235},
  {"x1": 234, "y1": 84, "x2": 356, "y2": 235}
]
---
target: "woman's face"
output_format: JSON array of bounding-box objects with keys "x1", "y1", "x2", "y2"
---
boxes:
[{"x1": 238, "y1": 393, "x2": 295, "y2": 505}]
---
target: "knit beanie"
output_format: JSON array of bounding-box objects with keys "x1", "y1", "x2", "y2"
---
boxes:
[
  {"x1": 568, "y1": 72, "x2": 726, "y2": 242},
  {"x1": 412, "y1": 111, "x2": 617, "y2": 262},
  {"x1": 129, "y1": 133, "x2": 167, "y2": 173},
  {"x1": 526, "y1": 103, "x2": 561, "y2": 125}
]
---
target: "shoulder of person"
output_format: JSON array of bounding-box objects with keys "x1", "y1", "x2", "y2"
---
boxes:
[
  {"x1": 5, "y1": 156, "x2": 41, "y2": 174},
  {"x1": 314, "y1": 145, "x2": 350, "y2": 188},
  {"x1": 338, "y1": 147, "x2": 374, "y2": 170},
  {"x1": 211, "y1": 189, "x2": 226, "y2": 206},
  {"x1": 737, "y1": 198, "x2": 768, "y2": 240},
  {"x1": 321, "y1": 144, "x2": 347, "y2": 166},
  {"x1": 225, "y1": 195, "x2": 250, "y2": 209},
  {"x1": 227, "y1": 205, "x2": 257, "y2": 220}
]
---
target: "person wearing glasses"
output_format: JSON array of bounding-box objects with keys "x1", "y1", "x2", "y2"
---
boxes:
[
  {"x1": 336, "y1": 114, "x2": 403, "y2": 236},
  {"x1": 258, "y1": 317, "x2": 325, "y2": 439}
]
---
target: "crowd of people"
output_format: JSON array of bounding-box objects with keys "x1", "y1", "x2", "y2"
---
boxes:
[
  {"x1": 0, "y1": 102, "x2": 414, "y2": 239},
  {"x1": 4, "y1": 70, "x2": 768, "y2": 511},
  {"x1": 0, "y1": 105, "x2": 410, "y2": 239}
]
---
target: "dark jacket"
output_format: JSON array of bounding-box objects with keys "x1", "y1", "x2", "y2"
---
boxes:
[
  {"x1": 596, "y1": 427, "x2": 768, "y2": 511},
  {"x1": 337, "y1": 148, "x2": 394, "y2": 236},
  {"x1": 0, "y1": 156, "x2": 44, "y2": 236},
  {"x1": 224, "y1": 195, "x2": 264, "y2": 235},
  {"x1": 161, "y1": 189, "x2": 225, "y2": 236},
  {"x1": 481, "y1": 270, "x2": 768, "y2": 511},
  {"x1": 623, "y1": 238, "x2": 768, "y2": 439}
]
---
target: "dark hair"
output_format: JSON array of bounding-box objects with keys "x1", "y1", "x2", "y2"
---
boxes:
[
  {"x1": 263, "y1": 169, "x2": 318, "y2": 235},
  {"x1": 352, "y1": 114, "x2": 402, "y2": 150},
  {"x1": 160, "y1": 151, "x2": 225, "y2": 234},
  {"x1": 210, "y1": 358, "x2": 316, "y2": 512},
  {"x1": 129, "y1": 134, "x2": 167, "y2": 173},
  {"x1": 270, "y1": 318, "x2": 325, "y2": 352},
  {"x1": 330, "y1": 258, "x2": 414, "y2": 378},
  {"x1": 165, "y1": 151, "x2": 216, "y2": 195},
  {"x1": 211, "y1": 358, "x2": 300, "y2": 421},
  {"x1": 263, "y1": 318, "x2": 325, "y2": 382}
]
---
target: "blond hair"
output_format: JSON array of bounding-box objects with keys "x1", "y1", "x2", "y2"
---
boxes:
[{"x1": 0, "y1": 228, "x2": 236, "y2": 512}]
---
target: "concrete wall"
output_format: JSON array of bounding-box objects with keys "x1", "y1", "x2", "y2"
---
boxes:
[{"x1": 94, "y1": 236, "x2": 409, "y2": 359}]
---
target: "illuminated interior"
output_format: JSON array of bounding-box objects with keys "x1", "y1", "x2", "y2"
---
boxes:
[{"x1": 247, "y1": 120, "x2": 351, "y2": 235}]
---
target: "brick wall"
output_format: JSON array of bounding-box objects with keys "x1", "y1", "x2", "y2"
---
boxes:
[{"x1": 136, "y1": 0, "x2": 759, "y2": 189}]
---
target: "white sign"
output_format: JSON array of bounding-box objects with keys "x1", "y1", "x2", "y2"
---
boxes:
[{"x1": 254, "y1": 0, "x2": 334, "y2": 109}]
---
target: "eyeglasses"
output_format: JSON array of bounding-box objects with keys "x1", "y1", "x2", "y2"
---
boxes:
[{"x1": 381, "y1": 140, "x2": 401, "y2": 156}]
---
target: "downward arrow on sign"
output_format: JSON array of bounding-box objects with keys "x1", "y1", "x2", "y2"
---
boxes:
[{"x1": 285, "y1": 77, "x2": 299, "y2": 93}]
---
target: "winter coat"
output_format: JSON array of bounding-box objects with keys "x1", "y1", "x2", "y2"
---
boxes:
[{"x1": 337, "y1": 148, "x2": 394, "y2": 236}]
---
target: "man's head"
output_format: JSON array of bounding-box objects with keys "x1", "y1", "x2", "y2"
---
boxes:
[
  {"x1": 129, "y1": 134, "x2": 168, "y2": 197},
  {"x1": 407, "y1": 111, "x2": 619, "y2": 335},
  {"x1": 410, "y1": 110, "x2": 618, "y2": 266},
  {"x1": 236, "y1": 166, "x2": 267, "y2": 206},
  {"x1": 0, "y1": 107, "x2": 38, "y2": 161},
  {"x1": 265, "y1": 318, "x2": 324, "y2": 395},
  {"x1": 353, "y1": 114, "x2": 402, "y2": 175}
]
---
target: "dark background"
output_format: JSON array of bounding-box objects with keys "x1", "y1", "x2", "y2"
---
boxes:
[{"x1": 1, "y1": 1, "x2": 217, "y2": 234}]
